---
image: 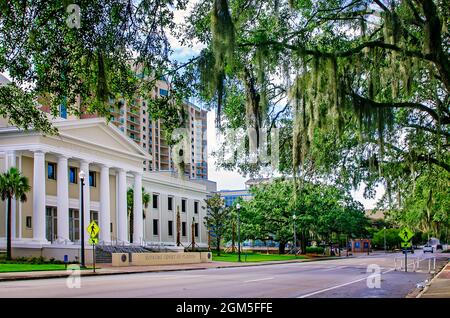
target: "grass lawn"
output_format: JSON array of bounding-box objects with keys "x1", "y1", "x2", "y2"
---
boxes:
[
  {"x1": 0, "y1": 263, "x2": 68, "y2": 272},
  {"x1": 212, "y1": 251, "x2": 307, "y2": 262}
]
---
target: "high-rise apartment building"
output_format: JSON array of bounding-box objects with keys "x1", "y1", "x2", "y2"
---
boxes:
[
  {"x1": 87, "y1": 80, "x2": 208, "y2": 179},
  {"x1": 185, "y1": 101, "x2": 208, "y2": 179}
]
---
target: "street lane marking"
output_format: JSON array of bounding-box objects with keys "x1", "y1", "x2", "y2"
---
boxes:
[
  {"x1": 244, "y1": 277, "x2": 274, "y2": 283},
  {"x1": 318, "y1": 266, "x2": 342, "y2": 272},
  {"x1": 297, "y1": 269, "x2": 394, "y2": 298}
]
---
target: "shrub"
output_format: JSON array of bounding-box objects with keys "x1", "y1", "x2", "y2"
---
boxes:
[{"x1": 306, "y1": 247, "x2": 324, "y2": 254}]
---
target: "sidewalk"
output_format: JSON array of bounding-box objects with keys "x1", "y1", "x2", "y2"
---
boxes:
[
  {"x1": 418, "y1": 261, "x2": 450, "y2": 298},
  {"x1": 0, "y1": 256, "x2": 338, "y2": 282}
]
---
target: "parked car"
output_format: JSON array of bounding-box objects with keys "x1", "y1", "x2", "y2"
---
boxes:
[
  {"x1": 402, "y1": 246, "x2": 414, "y2": 254},
  {"x1": 423, "y1": 245, "x2": 434, "y2": 253}
]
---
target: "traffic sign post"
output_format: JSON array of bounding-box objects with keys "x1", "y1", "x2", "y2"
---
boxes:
[
  {"x1": 399, "y1": 227, "x2": 413, "y2": 272},
  {"x1": 87, "y1": 221, "x2": 100, "y2": 273}
]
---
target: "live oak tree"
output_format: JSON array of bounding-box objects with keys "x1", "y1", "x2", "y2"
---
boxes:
[
  {"x1": 240, "y1": 178, "x2": 368, "y2": 254},
  {"x1": 181, "y1": 0, "x2": 449, "y2": 212}
]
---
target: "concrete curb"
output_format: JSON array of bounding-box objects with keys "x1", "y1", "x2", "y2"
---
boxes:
[
  {"x1": 416, "y1": 261, "x2": 449, "y2": 298},
  {"x1": 0, "y1": 256, "x2": 343, "y2": 282}
]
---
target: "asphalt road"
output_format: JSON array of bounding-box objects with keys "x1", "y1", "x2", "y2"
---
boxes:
[{"x1": 0, "y1": 251, "x2": 447, "y2": 298}]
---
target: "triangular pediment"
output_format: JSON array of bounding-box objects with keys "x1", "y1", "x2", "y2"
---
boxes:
[{"x1": 53, "y1": 118, "x2": 148, "y2": 159}]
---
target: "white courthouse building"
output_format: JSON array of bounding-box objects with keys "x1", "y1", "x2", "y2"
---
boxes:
[{"x1": 0, "y1": 118, "x2": 210, "y2": 261}]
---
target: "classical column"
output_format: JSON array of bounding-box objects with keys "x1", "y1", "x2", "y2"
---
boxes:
[
  {"x1": 80, "y1": 160, "x2": 90, "y2": 242},
  {"x1": 99, "y1": 165, "x2": 111, "y2": 243},
  {"x1": 117, "y1": 168, "x2": 128, "y2": 243},
  {"x1": 57, "y1": 155, "x2": 70, "y2": 242},
  {"x1": 32, "y1": 151, "x2": 47, "y2": 242},
  {"x1": 6, "y1": 151, "x2": 16, "y2": 239},
  {"x1": 133, "y1": 172, "x2": 143, "y2": 245}
]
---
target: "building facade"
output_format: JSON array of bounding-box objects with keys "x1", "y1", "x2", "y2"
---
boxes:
[
  {"x1": 217, "y1": 189, "x2": 253, "y2": 207},
  {"x1": 0, "y1": 118, "x2": 209, "y2": 260}
]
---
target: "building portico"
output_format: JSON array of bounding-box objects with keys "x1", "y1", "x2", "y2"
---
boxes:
[
  {"x1": 0, "y1": 118, "x2": 210, "y2": 261},
  {"x1": 0, "y1": 118, "x2": 147, "y2": 248}
]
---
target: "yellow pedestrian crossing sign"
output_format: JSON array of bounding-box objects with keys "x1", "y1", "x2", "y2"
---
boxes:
[
  {"x1": 87, "y1": 221, "x2": 99, "y2": 238},
  {"x1": 89, "y1": 237, "x2": 99, "y2": 245},
  {"x1": 399, "y1": 227, "x2": 413, "y2": 242}
]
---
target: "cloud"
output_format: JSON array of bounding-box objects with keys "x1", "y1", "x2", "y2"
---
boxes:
[{"x1": 206, "y1": 109, "x2": 247, "y2": 190}]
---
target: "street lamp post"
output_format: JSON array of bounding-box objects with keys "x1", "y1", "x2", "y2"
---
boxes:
[
  {"x1": 293, "y1": 214, "x2": 297, "y2": 255},
  {"x1": 384, "y1": 226, "x2": 387, "y2": 254},
  {"x1": 79, "y1": 171, "x2": 86, "y2": 269},
  {"x1": 236, "y1": 203, "x2": 241, "y2": 262}
]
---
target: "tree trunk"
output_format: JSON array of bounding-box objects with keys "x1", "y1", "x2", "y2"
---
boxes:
[
  {"x1": 231, "y1": 222, "x2": 235, "y2": 253},
  {"x1": 216, "y1": 236, "x2": 221, "y2": 256},
  {"x1": 300, "y1": 230, "x2": 307, "y2": 254},
  {"x1": 6, "y1": 196, "x2": 12, "y2": 260},
  {"x1": 278, "y1": 240, "x2": 286, "y2": 254},
  {"x1": 129, "y1": 211, "x2": 134, "y2": 244}
]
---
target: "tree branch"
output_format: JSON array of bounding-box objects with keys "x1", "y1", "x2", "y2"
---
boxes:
[
  {"x1": 351, "y1": 93, "x2": 450, "y2": 125},
  {"x1": 406, "y1": 124, "x2": 450, "y2": 138}
]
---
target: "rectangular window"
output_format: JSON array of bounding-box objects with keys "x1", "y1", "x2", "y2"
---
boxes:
[
  {"x1": 69, "y1": 167, "x2": 77, "y2": 184},
  {"x1": 47, "y1": 162, "x2": 56, "y2": 180},
  {"x1": 59, "y1": 103, "x2": 67, "y2": 119},
  {"x1": 159, "y1": 88, "x2": 169, "y2": 97},
  {"x1": 168, "y1": 220, "x2": 173, "y2": 236},
  {"x1": 26, "y1": 216, "x2": 32, "y2": 229},
  {"x1": 182, "y1": 199, "x2": 186, "y2": 213},
  {"x1": 168, "y1": 197, "x2": 173, "y2": 211},
  {"x1": 69, "y1": 209, "x2": 80, "y2": 242},
  {"x1": 90, "y1": 211, "x2": 98, "y2": 223},
  {"x1": 195, "y1": 223, "x2": 199, "y2": 237},
  {"x1": 182, "y1": 222, "x2": 186, "y2": 236},
  {"x1": 89, "y1": 171, "x2": 96, "y2": 187},
  {"x1": 152, "y1": 194, "x2": 159, "y2": 209},
  {"x1": 194, "y1": 201, "x2": 199, "y2": 214},
  {"x1": 153, "y1": 219, "x2": 159, "y2": 236}
]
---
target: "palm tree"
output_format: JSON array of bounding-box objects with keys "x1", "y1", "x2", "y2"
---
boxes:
[
  {"x1": 0, "y1": 167, "x2": 30, "y2": 260},
  {"x1": 127, "y1": 186, "x2": 150, "y2": 243}
]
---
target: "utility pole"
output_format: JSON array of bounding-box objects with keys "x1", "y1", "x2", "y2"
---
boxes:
[
  {"x1": 236, "y1": 203, "x2": 241, "y2": 262},
  {"x1": 79, "y1": 171, "x2": 86, "y2": 269}
]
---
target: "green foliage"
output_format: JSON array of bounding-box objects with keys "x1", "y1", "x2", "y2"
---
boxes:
[
  {"x1": 305, "y1": 246, "x2": 324, "y2": 254},
  {"x1": 0, "y1": 167, "x2": 31, "y2": 260},
  {"x1": 371, "y1": 228, "x2": 402, "y2": 250},
  {"x1": 0, "y1": 0, "x2": 189, "y2": 132},
  {"x1": 184, "y1": 0, "x2": 450, "y2": 214},
  {"x1": 204, "y1": 193, "x2": 230, "y2": 255},
  {"x1": 238, "y1": 178, "x2": 368, "y2": 253},
  {"x1": 386, "y1": 173, "x2": 450, "y2": 239}
]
